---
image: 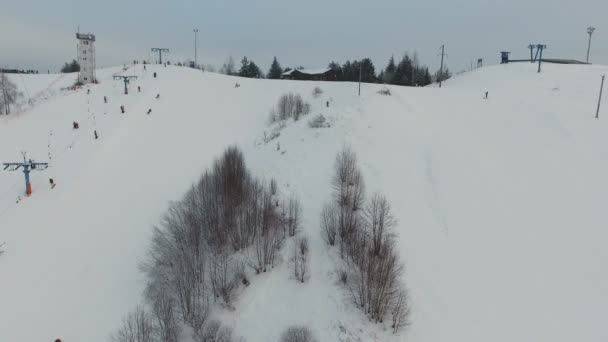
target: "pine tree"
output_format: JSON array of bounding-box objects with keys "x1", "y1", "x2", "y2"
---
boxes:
[
  {"x1": 359, "y1": 58, "x2": 376, "y2": 83},
  {"x1": 238, "y1": 56, "x2": 250, "y2": 77},
  {"x1": 60, "y1": 59, "x2": 80, "y2": 73},
  {"x1": 267, "y1": 56, "x2": 283, "y2": 79},
  {"x1": 248, "y1": 61, "x2": 263, "y2": 78},
  {"x1": 384, "y1": 56, "x2": 397, "y2": 84},
  {"x1": 394, "y1": 54, "x2": 413, "y2": 86}
]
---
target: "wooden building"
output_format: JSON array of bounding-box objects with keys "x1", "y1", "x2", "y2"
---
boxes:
[{"x1": 281, "y1": 68, "x2": 337, "y2": 81}]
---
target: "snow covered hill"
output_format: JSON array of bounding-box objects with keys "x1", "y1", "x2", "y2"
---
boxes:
[{"x1": 1, "y1": 62, "x2": 607, "y2": 342}]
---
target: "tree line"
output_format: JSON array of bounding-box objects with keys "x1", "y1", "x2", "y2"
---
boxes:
[{"x1": 220, "y1": 54, "x2": 449, "y2": 86}]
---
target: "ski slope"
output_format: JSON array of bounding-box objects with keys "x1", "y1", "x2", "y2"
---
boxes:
[{"x1": 1, "y1": 62, "x2": 607, "y2": 342}]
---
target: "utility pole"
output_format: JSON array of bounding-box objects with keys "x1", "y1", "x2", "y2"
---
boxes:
[
  {"x1": 596, "y1": 75, "x2": 605, "y2": 119},
  {"x1": 193, "y1": 29, "x2": 199, "y2": 68},
  {"x1": 3, "y1": 152, "x2": 48, "y2": 195},
  {"x1": 536, "y1": 44, "x2": 547, "y2": 73},
  {"x1": 438, "y1": 45, "x2": 446, "y2": 88},
  {"x1": 113, "y1": 75, "x2": 138, "y2": 94},
  {"x1": 358, "y1": 62, "x2": 362, "y2": 96},
  {"x1": 151, "y1": 48, "x2": 170, "y2": 64},
  {"x1": 586, "y1": 26, "x2": 596, "y2": 63}
]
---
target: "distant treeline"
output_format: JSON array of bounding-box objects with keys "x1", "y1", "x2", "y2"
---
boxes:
[
  {"x1": 220, "y1": 53, "x2": 451, "y2": 86},
  {"x1": 0, "y1": 69, "x2": 39, "y2": 74}
]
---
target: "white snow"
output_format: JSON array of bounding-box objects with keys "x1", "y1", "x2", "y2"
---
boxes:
[{"x1": 1, "y1": 62, "x2": 608, "y2": 342}]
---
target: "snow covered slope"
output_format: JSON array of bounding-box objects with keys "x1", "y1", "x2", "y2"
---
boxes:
[{"x1": 1, "y1": 62, "x2": 607, "y2": 342}]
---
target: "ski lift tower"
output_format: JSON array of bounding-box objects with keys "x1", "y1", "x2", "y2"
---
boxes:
[
  {"x1": 113, "y1": 75, "x2": 138, "y2": 94},
  {"x1": 76, "y1": 33, "x2": 96, "y2": 84},
  {"x1": 3, "y1": 152, "x2": 49, "y2": 195}
]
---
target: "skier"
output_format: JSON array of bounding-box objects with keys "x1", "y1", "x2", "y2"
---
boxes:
[
  {"x1": 49, "y1": 178, "x2": 56, "y2": 189},
  {"x1": 87, "y1": 89, "x2": 90, "y2": 94},
  {"x1": 94, "y1": 130, "x2": 98, "y2": 139},
  {"x1": 147, "y1": 108, "x2": 152, "y2": 115},
  {"x1": 138, "y1": 86, "x2": 141, "y2": 92},
  {"x1": 156, "y1": 94, "x2": 160, "y2": 99},
  {"x1": 143, "y1": 65, "x2": 146, "y2": 71},
  {"x1": 484, "y1": 91, "x2": 488, "y2": 99},
  {"x1": 103, "y1": 96, "x2": 107, "y2": 103},
  {"x1": 120, "y1": 105, "x2": 125, "y2": 114},
  {"x1": 326, "y1": 101, "x2": 329, "y2": 108},
  {"x1": 153, "y1": 72, "x2": 157, "y2": 78},
  {"x1": 73, "y1": 121, "x2": 79, "y2": 129}
]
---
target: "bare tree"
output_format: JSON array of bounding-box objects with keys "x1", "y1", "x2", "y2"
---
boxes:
[
  {"x1": 364, "y1": 193, "x2": 396, "y2": 257},
  {"x1": 145, "y1": 279, "x2": 179, "y2": 342},
  {"x1": 321, "y1": 203, "x2": 338, "y2": 246},
  {"x1": 220, "y1": 56, "x2": 236, "y2": 75},
  {"x1": 293, "y1": 236, "x2": 309, "y2": 283},
  {"x1": 391, "y1": 286, "x2": 410, "y2": 334},
  {"x1": 287, "y1": 195, "x2": 301, "y2": 237},
  {"x1": 196, "y1": 320, "x2": 237, "y2": 342},
  {"x1": 272, "y1": 93, "x2": 310, "y2": 122},
  {"x1": 111, "y1": 306, "x2": 155, "y2": 342},
  {"x1": 279, "y1": 325, "x2": 316, "y2": 342}
]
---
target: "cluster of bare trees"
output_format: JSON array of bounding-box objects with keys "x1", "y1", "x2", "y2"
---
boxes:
[
  {"x1": 114, "y1": 146, "x2": 300, "y2": 342},
  {"x1": 0, "y1": 73, "x2": 22, "y2": 115},
  {"x1": 269, "y1": 93, "x2": 311, "y2": 123},
  {"x1": 320, "y1": 146, "x2": 410, "y2": 333}
]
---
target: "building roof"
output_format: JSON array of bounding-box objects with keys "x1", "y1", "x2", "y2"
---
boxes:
[
  {"x1": 282, "y1": 68, "x2": 332, "y2": 76},
  {"x1": 76, "y1": 33, "x2": 96, "y2": 41}
]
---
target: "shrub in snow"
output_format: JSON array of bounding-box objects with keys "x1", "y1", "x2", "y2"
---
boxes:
[
  {"x1": 270, "y1": 93, "x2": 310, "y2": 122},
  {"x1": 378, "y1": 87, "x2": 391, "y2": 96},
  {"x1": 307, "y1": 114, "x2": 328, "y2": 128},
  {"x1": 312, "y1": 86, "x2": 323, "y2": 98},
  {"x1": 279, "y1": 325, "x2": 316, "y2": 342}
]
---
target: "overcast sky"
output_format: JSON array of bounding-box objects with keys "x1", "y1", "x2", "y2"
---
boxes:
[{"x1": 1, "y1": 0, "x2": 606, "y2": 74}]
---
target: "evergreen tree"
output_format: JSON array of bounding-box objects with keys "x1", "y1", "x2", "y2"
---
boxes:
[
  {"x1": 359, "y1": 58, "x2": 376, "y2": 83},
  {"x1": 60, "y1": 59, "x2": 80, "y2": 73},
  {"x1": 423, "y1": 67, "x2": 432, "y2": 86},
  {"x1": 247, "y1": 61, "x2": 263, "y2": 78},
  {"x1": 384, "y1": 56, "x2": 397, "y2": 84},
  {"x1": 394, "y1": 54, "x2": 413, "y2": 86},
  {"x1": 267, "y1": 56, "x2": 283, "y2": 79},
  {"x1": 238, "y1": 56, "x2": 250, "y2": 77}
]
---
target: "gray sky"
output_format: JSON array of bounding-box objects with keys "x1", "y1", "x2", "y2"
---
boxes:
[{"x1": 1, "y1": 0, "x2": 607, "y2": 74}]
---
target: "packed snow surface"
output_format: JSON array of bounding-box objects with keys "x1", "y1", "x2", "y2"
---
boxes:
[{"x1": 1, "y1": 63, "x2": 607, "y2": 342}]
